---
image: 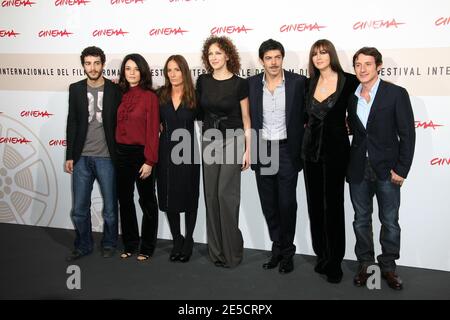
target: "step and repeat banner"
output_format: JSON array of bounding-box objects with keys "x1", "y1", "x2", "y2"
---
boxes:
[{"x1": 1, "y1": 0, "x2": 449, "y2": 271}]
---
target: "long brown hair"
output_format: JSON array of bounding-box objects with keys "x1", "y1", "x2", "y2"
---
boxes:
[
  {"x1": 308, "y1": 39, "x2": 343, "y2": 78},
  {"x1": 158, "y1": 55, "x2": 196, "y2": 109}
]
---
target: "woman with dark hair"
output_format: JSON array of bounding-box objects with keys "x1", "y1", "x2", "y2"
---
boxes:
[
  {"x1": 157, "y1": 55, "x2": 200, "y2": 263},
  {"x1": 302, "y1": 39, "x2": 359, "y2": 282},
  {"x1": 116, "y1": 53, "x2": 160, "y2": 262},
  {"x1": 197, "y1": 36, "x2": 251, "y2": 268}
]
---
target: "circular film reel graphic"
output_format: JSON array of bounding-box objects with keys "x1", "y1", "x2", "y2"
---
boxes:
[{"x1": 0, "y1": 115, "x2": 58, "y2": 226}]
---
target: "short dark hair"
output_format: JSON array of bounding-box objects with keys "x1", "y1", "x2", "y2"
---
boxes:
[
  {"x1": 258, "y1": 39, "x2": 285, "y2": 60},
  {"x1": 353, "y1": 47, "x2": 383, "y2": 67},
  {"x1": 80, "y1": 46, "x2": 105, "y2": 65},
  {"x1": 118, "y1": 53, "x2": 153, "y2": 92}
]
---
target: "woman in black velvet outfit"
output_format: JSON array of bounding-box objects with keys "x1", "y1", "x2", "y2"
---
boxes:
[{"x1": 302, "y1": 39, "x2": 359, "y2": 283}]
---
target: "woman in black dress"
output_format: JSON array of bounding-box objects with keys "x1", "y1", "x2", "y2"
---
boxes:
[
  {"x1": 157, "y1": 55, "x2": 200, "y2": 262},
  {"x1": 302, "y1": 39, "x2": 359, "y2": 283}
]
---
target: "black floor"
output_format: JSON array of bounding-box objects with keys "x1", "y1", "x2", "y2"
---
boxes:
[{"x1": 1, "y1": 223, "x2": 449, "y2": 300}]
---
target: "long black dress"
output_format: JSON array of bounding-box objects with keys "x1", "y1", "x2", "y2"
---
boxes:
[{"x1": 157, "y1": 101, "x2": 200, "y2": 214}]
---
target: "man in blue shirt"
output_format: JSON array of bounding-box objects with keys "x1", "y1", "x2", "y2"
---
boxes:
[{"x1": 347, "y1": 47, "x2": 415, "y2": 290}]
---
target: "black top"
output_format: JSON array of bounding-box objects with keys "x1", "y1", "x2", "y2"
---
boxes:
[
  {"x1": 157, "y1": 101, "x2": 200, "y2": 213},
  {"x1": 302, "y1": 72, "x2": 359, "y2": 165},
  {"x1": 196, "y1": 74, "x2": 249, "y2": 135}
]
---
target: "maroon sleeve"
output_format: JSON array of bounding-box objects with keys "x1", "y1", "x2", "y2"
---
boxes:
[{"x1": 144, "y1": 92, "x2": 160, "y2": 166}]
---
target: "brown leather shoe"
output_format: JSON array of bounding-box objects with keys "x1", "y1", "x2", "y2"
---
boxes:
[
  {"x1": 382, "y1": 271, "x2": 403, "y2": 290},
  {"x1": 353, "y1": 266, "x2": 369, "y2": 287}
]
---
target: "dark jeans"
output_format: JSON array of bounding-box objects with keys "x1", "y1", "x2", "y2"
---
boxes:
[
  {"x1": 255, "y1": 143, "x2": 298, "y2": 259},
  {"x1": 349, "y1": 160, "x2": 401, "y2": 272},
  {"x1": 116, "y1": 144, "x2": 158, "y2": 256},
  {"x1": 71, "y1": 156, "x2": 118, "y2": 255}
]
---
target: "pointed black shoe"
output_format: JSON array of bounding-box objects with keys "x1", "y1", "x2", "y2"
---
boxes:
[
  {"x1": 262, "y1": 255, "x2": 282, "y2": 269},
  {"x1": 179, "y1": 237, "x2": 193, "y2": 263},
  {"x1": 169, "y1": 235, "x2": 184, "y2": 262},
  {"x1": 326, "y1": 272, "x2": 343, "y2": 283},
  {"x1": 314, "y1": 259, "x2": 327, "y2": 274},
  {"x1": 279, "y1": 258, "x2": 294, "y2": 274}
]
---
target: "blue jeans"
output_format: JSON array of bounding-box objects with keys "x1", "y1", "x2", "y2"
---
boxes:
[
  {"x1": 71, "y1": 156, "x2": 118, "y2": 254},
  {"x1": 349, "y1": 163, "x2": 401, "y2": 272}
]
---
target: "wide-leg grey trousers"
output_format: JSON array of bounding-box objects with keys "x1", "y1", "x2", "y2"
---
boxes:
[{"x1": 202, "y1": 134, "x2": 244, "y2": 268}]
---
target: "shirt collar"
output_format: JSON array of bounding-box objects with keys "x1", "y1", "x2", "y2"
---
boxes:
[
  {"x1": 355, "y1": 77, "x2": 381, "y2": 99},
  {"x1": 262, "y1": 70, "x2": 285, "y2": 86}
]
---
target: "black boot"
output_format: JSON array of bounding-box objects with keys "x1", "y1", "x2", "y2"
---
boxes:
[
  {"x1": 169, "y1": 235, "x2": 184, "y2": 262},
  {"x1": 179, "y1": 237, "x2": 193, "y2": 263}
]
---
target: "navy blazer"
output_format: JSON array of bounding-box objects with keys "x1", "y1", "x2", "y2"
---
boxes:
[
  {"x1": 248, "y1": 70, "x2": 306, "y2": 171},
  {"x1": 346, "y1": 79, "x2": 415, "y2": 183},
  {"x1": 65, "y1": 78, "x2": 122, "y2": 165}
]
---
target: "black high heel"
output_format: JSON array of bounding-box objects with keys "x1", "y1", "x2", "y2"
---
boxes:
[
  {"x1": 179, "y1": 238, "x2": 193, "y2": 263},
  {"x1": 169, "y1": 235, "x2": 184, "y2": 262}
]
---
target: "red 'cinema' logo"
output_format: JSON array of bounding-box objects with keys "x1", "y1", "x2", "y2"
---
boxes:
[
  {"x1": 430, "y1": 158, "x2": 450, "y2": 166},
  {"x1": 280, "y1": 23, "x2": 326, "y2": 33},
  {"x1": 415, "y1": 120, "x2": 444, "y2": 130},
  {"x1": 54, "y1": 0, "x2": 90, "y2": 6},
  {"x1": 1, "y1": 0, "x2": 35, "y2": 7},
  {"x1": 353, "y1": 18, "x2": 405, "y2": 30},
  {"x1": 149, "y1": 27, "x2": 188, "y2": 36},
  {"x1": 48, "y1": 139, "x2": 66, "y2": 146},
  {"x1": 435, "y1": 17, "x2": 450, "y2": 26},
  {"x1": 38, "y1": 29, "x2": 73, "y2": 38},
  {"x1": 110, "y1": 0, "x2": 144, "y2": 4},
  {"x1": 0, "y1": 137, "x2": 31, "y2": 144},
  {"x1": 210, "y1": 25, "x2": 253, "y2": 35},
  {"x1": 0, "y1": 29, "x2": 20, "y2": 37},
  {"x1": 20, "y1": 110, "x2": 54, "y2": 118},
  {"x1": 93, "y1": 28, "x2": 129, "y2": 37}
]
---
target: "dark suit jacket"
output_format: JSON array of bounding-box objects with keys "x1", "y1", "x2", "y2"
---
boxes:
[
  {"x1": 248, "y1": 70, "x2": 306, "y2": 171},
  {"x1": 65, "y1": 78, "x2": 122, "y2": 165},
  {"x1": 346, "y1": 79, "x2": 415, "y2": 183}
]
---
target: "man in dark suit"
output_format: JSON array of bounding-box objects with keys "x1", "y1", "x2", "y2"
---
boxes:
[
  {"x1": 347, "y1": 47, "x2": 415, "y2": 290},
  {"x1": 248, "y1": 39, "x2": 306, "y2": 274},
  {"x1": 65, "y1": 46, "x2": 122, "y2": 261}
]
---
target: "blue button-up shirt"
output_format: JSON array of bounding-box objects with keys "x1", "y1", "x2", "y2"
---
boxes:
[
  {"x1": 355, "y1": 78, "x2": 381, "y2": 129},
  {"x1": 262, "y1": 72, "x2": 287, "y2": 140}
]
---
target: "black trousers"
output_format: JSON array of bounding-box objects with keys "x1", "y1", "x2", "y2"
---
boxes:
[
  {"x1": 255, "y1": 143, "x2": 298, "y2": 259},
  {"x1": 116, "y1": 144, "x2": 158, "y2": 256},
  {"x1": 304, "y1": 159, "x2": 346, "y2": 275}
]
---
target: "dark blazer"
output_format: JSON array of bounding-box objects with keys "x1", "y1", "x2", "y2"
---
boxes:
[
  {"x1": 248, "y1": 70, "x2": 306, "y2": 171},
  {"x1": 346, "y1": 79, "x2": 415, "y2": 183},
  {"x1": 302, "y1": 72, "x2": 359, "y2": 167},
  {"x1": 65, "y1": 78, "x2": 122, "y2": 165}
]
